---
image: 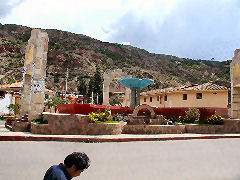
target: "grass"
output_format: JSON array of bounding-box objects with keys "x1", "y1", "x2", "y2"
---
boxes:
[
  {"x1": 92, "y1": 120, "x2": 122, "y2": 123},
  {"x1": 0, "y1": 116, "x2": 16, "y2": 121}
]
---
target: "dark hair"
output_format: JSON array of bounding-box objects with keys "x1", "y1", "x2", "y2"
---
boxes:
[{"x1": 64, "y1": 152, "x2": 90, "y2": 171}]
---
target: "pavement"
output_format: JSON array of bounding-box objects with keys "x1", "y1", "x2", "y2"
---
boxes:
[{"x1": 1, "y1": 121, "x2": 240, "y2": 142}]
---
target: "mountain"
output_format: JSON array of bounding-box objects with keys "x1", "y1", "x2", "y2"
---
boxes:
[{"x1": 0, "y1": 23, "x2": 231, "y2": 94}]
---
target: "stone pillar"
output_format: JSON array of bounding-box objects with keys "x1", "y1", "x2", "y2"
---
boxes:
[
  {"x1": 20, "y1": 29, "x2": 49, "y2": 121},
  {"x1": 124, "y1": 88, "x2": 131, "y2": 107},
  {"x1": 130, "y1": 88, "x2": 136, "y2": 108},
  {"x1": 21, "y1": 74, "x2": 31, "y2": 116},
  {"x1": 103, "y1": 80, "x2": 110, "y2": 105},
  {"x1": 136, "y1": 88, "x2": 140, "y2": 106},
  {"x1": 231, "y1": 87, "x2": 240, "y2": 118},
  {"x1": 231, "y1": 49, "x2": 240, "y2": 119}
]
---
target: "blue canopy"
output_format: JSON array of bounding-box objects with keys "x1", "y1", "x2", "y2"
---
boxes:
[{"x1": 117, "y1": 78, "x2": 154, "y2": 89}]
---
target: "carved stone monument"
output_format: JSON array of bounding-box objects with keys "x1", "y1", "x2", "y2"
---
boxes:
[
  {"x1": 103, "y1": 69, "x2": 131, "y2": 106},
  {"x1": 20, "y1": 29, "x2": 49, "y2": 121},
  {"x1": 231, "y1": 49, "x2": 240, "y2": 119}
]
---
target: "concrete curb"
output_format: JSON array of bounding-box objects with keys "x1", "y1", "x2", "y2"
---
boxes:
[{"x1": 1, "y1": 135, "x2": 240, "y2": 142}]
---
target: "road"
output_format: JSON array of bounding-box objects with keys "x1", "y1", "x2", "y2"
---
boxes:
[{"x1": 0, "y1": 139, "x2": 240, "y2": 180}]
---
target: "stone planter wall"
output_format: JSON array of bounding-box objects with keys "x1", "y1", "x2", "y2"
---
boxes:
[
  {"x1": 87, "y1": 123, "x2": 126, "y2": 135},
  {"x1": 31, "y1": 123, "x2": 51, "y2": 134},
  {"x1": 43, "y1": 112, "x2": 89, "y2": 135},
  {"x1": 185, "y1": 125, "x2": 224, "y2": 134},
  {"x1": 12, "y1": 121, "x2": 30, "y2": 132},
  {"x1": 223, "y1": 119, "x2": 240, "y2": 133},
  {"x1": 122, "y1": 125, "x2": 185, "y2": 134},
  {"x1": 127, "y1": 115, "x2": 165, "y2": 125},
  {"x1": 26, "y1": 114, "x2": 240, "y2": 135}
]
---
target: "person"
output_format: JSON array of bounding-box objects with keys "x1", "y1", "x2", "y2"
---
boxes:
[{"x1": 43, "y1": 152, "x2": 90, "y2": 180}]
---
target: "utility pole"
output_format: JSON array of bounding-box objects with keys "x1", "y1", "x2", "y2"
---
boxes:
[
  {"x1": 91, "y1": 91, "x2": 94, "y2": 104},
  {"x1": 96, "y1": 93, "x2": 99, "y2": 104},
  {"x1": 65, "y1": 68, "x2": 68, "y2": 99}
]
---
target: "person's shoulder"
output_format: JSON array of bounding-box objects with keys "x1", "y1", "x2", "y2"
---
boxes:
[{"x1": 44, "y1": 165, "x2": 64, "y2": 180}]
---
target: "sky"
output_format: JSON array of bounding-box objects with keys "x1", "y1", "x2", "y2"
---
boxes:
[{"x1": 1, "y1": 0, "x2": 240, "y2": 61}]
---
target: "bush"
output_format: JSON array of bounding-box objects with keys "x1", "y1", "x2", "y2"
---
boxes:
[
  {"x1": 0, "y1": 116, "x2": 15, "y2": 121},
  {"x1": 169, "y1": 116, "x2": 185, "y2": 123},
  {"x1": 88, "y1": 108, "x2": 112, "y2": 123},
  {"x1": 7, "y1": 103, "x2": 20, "y2": 116},
  {"x1": 184, "y1": 108, "x2": 200, "y2": 123},
  {"x1": 31, "y1": 118, "x2": 48, "y2": 124},
  {"x1": 205, "y1": 115, "x2": 223, "y2": 125},
  {"x1": 45, "y1": 96, "x2": 68, "y2": 109},
  {"x1": 112, "y1": 113, "x2": 128, "y2": 122}
]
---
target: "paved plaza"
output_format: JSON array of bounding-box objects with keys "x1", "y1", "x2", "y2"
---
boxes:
[{"x1": 0, "y1": 139, "x2": 240, "y2": 180}]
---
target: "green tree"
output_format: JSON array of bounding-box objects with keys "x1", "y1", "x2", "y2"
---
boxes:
[
  {"x1": 93, "y1": 64, "x2": 103, "y2": 104},
  {"x1": 78, "y1": 77, "x2": 87, "y2": 101},
  {"x1": 45, "y1": 96, "x2": 68, "y2": 112},
  {"x1": 87, "y1": 64, "x2": 103, "y2": 104},
  {"x1": 8, "y1": 103, "x2": 20, "y2": 117}
]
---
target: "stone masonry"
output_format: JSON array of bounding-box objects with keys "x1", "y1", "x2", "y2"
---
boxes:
[
  {"x1": 231, "y1": 49, "x2": 240, "y2": 119},
  {"x1": 103, "y1": 69, "x2": 131, "y2": 106},
  {"x1": 20, "y1": 29, "x2": 49, "y2": 121}
]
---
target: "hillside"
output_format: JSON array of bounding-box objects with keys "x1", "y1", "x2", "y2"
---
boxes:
[{"x1": 0, "y1": 23, "x2": 231, "y2": 94}]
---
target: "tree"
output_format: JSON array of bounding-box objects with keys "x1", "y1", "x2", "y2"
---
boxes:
[
  {"x1": 45, "y1": 96, "x2": 68, "y2": 112},
  {"x1": 77, "y1": 77, "x2": 87, "y2": 101},
  {"x1": 93, "y1": 64, "x2": 103, "y2": 104},
  {"x1": 8, "y1": 103, "x2": 20, "y2": 117},
  {"x1": 87, "y1": 64, "x2": 103, "y2": 104}
]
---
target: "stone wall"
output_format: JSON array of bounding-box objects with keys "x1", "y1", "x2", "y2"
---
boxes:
[
  {"x1": 31, "y1": 123, "x2": 50, "y2": 134},
  {"x1": 12, "y1": 121, "x2": 30, "y2": 132},
  {"x1": 185, "y1": 125, "x2": 224, "y2": 134},
  {"x1": 87, "y1": 123, "x2": 126, "y2": 135},
  {"x1": 28, "y1": 113, "x2": 240, "y2": 135},
  {"x1": 122, "y1": 125, "x2": 185, "y2": 134},
  {"x1": 43, "y1": 113, "x2": 89, "y2": 135}
]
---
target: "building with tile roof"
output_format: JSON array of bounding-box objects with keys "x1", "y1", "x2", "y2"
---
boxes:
[
  {"x1": 0, "y1": 82, "x2": 55, "y2": 115},
  {"x1": 140, "y1": 82, "x2": 229, "y2": 108}
]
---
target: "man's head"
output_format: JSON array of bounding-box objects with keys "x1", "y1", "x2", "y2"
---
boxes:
[{"x1": 64, "y1": 152, "x2": 90, "y2": 177}]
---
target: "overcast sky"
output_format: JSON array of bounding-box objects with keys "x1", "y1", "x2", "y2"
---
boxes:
[{"x1": 1, "y1": 0, "x2": 240, "y2": 61}]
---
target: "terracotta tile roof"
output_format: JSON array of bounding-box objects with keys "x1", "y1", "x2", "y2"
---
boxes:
[
  {"x1": 0, "y1": 82, "x2": 22, "y2": 89},
  {"x1": 0, "y1": 82, "x2": 54, "y2": 93},
  {"x1": 141, "y1": 82, "x2": 228, "y2": 96}
]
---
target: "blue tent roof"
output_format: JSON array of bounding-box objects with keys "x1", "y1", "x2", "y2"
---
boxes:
[{"x1": 117, "y1": 78, "x2": 154, "y2": 89}]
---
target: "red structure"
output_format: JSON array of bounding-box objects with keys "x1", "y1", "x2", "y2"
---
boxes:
[
  {"x1": 57, "y1": 104, "x2": 134, "y2": 115},
  {"x1": 57, "y1": 104, "x2": 219, "y2": 123}
]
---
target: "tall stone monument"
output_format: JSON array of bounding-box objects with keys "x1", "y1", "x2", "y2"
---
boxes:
[
  {"x1": 231, "y1": 49, "x2": 240, "y2": 119},
  {"x1": 20, "y1": 29, "x2": 49, "y2": 121}
]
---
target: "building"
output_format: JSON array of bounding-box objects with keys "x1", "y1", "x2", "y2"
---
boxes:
[
  {"x1": 0, "y1": 82, "x2": 54, "y2": 115},
  {"x1": 140, "y1": 82, "x2": 228, "y2": 108}
]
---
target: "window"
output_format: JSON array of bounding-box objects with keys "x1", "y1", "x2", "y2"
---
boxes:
[
  {"x1": 196, "y1": 93, "x2": 202, "y2": 99},
  {"x1": 150, "y1": 97, "x2": 152, "y2": 102},
  {"x1": 183, "y1": 94, "x2": 187, "y2": 100},
  {"x1": 144, "y1": 98, "x2": 146, "y2": 102},
  {"x1": 157, "y1": 96, "x2": 162, "y2": 104},
  {"x1": 0, "y1": 91, "x2": 5, "y2": 98},
  {"x1": 164, "y1": 95, "x2": 167, "y2": 101}
]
